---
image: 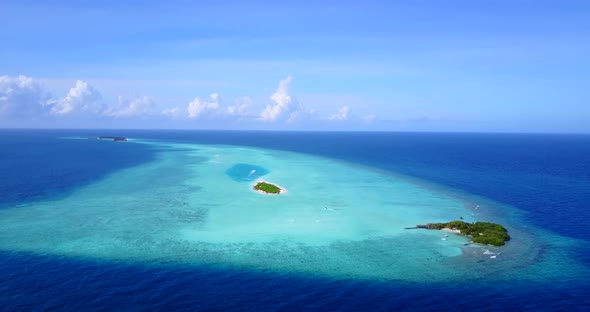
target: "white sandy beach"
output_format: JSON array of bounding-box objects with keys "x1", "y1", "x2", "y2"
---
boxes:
[{"x1": 442, "y1": 228, "x2": 462, "y2": 234}]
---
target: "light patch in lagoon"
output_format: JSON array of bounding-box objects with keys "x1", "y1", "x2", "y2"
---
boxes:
[{"x1": 0, "y1": 140, "x2": 586, "y2": 283}]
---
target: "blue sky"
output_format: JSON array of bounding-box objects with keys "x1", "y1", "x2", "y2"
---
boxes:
[{"x1": 1, "y1": 0, "x2": 588, "y2": 132}]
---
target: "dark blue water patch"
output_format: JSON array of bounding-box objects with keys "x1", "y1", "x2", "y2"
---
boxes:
[
  {"x1": 0, "y1": 129, "x2": 156, "y2": 209},
  {"x1": 225, "y1": 163, "x2": 270, "y2": 182},
  {"x1": 0, "y1": 251, "x2": 588, "y2": 311}
]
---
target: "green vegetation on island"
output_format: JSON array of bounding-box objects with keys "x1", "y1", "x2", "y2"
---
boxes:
[
  {"x1": 415, "y1": 220, "x2": 510, "y2": 246},
  {"x1": 254, "y1": 181, "x2": 282, "y2": 194}
]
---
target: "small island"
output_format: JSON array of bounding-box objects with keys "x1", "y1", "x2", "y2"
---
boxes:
[
  {"x1": 97, "y1": 136, "x2": 127, "y2": 142},
  {"x1": 253, "y1": 180, "x2": 286, "y2": 195},
  {"x1": 409, "y1": 220, "x2": 510, "y2": 246}
]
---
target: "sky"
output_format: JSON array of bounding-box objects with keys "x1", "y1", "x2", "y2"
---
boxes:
[{"x1": 0, "y1": 0, "x2": 589, "y2": 132}]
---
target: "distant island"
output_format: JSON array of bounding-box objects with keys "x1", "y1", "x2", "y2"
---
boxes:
[
  {"x1": 253, "y1": 180, "x2": 286, "y2": 195},
  {"x1": 96, "y1": 136, "x2": 127, "y2": 142},
  {"x1": 408, "y1": 220, "x2": 510, "y2": 246},
  {"x1": 97, "y1": 136, "x2": 127, "y2": 142}
]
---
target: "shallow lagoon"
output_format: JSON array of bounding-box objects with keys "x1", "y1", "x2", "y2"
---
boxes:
[{"x1": 0, "y1": 138, "x2": 586, "y2": 283}]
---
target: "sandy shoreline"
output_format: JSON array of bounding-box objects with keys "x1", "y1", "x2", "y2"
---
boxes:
[
  {"x1": 252, "y1": 179, "x2": 288, "y2": 195},
  {"x1": 442, "y1": 228, "x2": 461, "y2": 234}
]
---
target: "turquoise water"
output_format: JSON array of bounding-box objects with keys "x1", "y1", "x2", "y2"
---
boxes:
[{"x1": 0, "y1": 138, "x2": 586, "y2": 284}]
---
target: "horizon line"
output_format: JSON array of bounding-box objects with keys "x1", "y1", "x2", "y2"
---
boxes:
[{"x1": 1, "y1": 127, "x2": 589, "y2": 136}]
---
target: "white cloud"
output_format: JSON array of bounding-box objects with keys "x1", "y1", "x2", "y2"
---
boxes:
[
  {"x1": 227, "y1": 96, "x2": 252, "y2": 116},
  {"x1": 259, "y1": 76, "x2": 298, "y2": 122},
  {"x1": 49, "y1": 80, "x2": 103, "y2": 115},
  {"x1": 187, "y1": 93, "x2": 220, "y2": 118},
  {"x1": 105, "y1": 96, "x2": 155, "y2": 117},
  {"x1": 161, "y1": 106, "x2": 182, "y2": 118},
  {"x1": 0, "y1": 75, "x2": 50, "y2": 118},
  {"x1": 329, "y1": 106, "x2": 350, "y2": 121},
  {"x1": 363, "y1": 114, "x2": 376, "y2": 124},
  {"x1": 161, "y1": 93, "x2": 223, "y2": 119},
  {"x1": 3, "y1": 74, "x2": 366, "y2": 129}
]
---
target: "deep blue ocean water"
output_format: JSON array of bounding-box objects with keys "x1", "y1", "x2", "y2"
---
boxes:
[
  {"x1": 1, "y1": 129, "x2": 589, "y2": 311},
  {"x1": 225, "y1": 164, "x2": 270, "y2": 182}
]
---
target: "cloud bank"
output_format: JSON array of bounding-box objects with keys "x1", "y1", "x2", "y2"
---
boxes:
[
  {"x1": 49, "y1": 80, "x2": 104, "y2": 115},
  {"x1": 260, "y1": 76, "x2": 296, "y2": 122},
  {"x1": 227, "y1": 96, "x2": 252, "y2": 117},
  {"x1": 105, "y1": 96, "x2": 155, "y2": 117},
  {"x1": 187, "y1": 93, "x2": 220, "y2": 118},
  {"x1": 329, "y1": 106, "x2": 350, "y2": 121},
  {"x1": 0, "y1": 74, "x2": 371, "y2": 129},
  {"x1": 0, "y1": 75, "x2": 49, "y2": 118}
]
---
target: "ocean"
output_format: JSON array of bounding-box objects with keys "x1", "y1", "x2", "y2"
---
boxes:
[{"x1": 0, "y1": 129, "x2": 588, "y2": 311}]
